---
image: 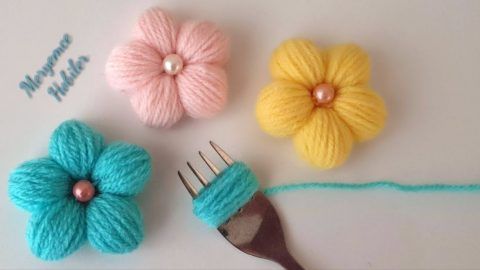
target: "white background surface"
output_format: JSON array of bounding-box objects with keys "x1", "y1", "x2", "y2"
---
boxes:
[{"x1": 1, "y1": 0, "x2": 480, "y2": 269}]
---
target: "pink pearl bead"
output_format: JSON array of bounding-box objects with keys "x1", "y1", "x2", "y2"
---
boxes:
[
  {"x1": 72, "y1": 180, "x2": 95, "y2": 202},
  {"x1": 312, "y1": 84, "x2": 335, "y2": 106},
  {"x1": 163, "y1": 54, "x2": 183, "y2": 75}
]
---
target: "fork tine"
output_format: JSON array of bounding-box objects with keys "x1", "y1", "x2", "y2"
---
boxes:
[
  {"x1": 177, "y1": 171, "x2": 198, "y2": 198},
  {"x1": 209, "y1": 141, "x2": 234, "y2": 166},
  {"x1": 199, "y1": 151, "x2": 220, "y2": 175},
  {"x1": 187, "y1": 162, "x2": 209, "y2": 186}
]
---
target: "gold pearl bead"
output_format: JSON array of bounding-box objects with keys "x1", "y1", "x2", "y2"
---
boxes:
[{"x1": 312, "y1": 84, "x2": 335, "y2": 106}]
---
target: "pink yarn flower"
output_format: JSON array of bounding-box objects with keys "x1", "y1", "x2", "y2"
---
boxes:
[{"x1": 106, "y1": 7, "x2": 229, "y2": 127}]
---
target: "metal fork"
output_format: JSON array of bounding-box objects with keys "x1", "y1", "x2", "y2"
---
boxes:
[{"x1": 178, "y1": 141, "x2": 305, "y2": 270}]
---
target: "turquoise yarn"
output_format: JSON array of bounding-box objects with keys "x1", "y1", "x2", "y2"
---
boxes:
[
  {"x1": 8, "y1": 120, "x2": 151, "y2": 261},
  {"x1": 49, "y1": 120, "x2": 105, "y2": 180},
  {"x1": 9, "y1": 158, "x2": 72, "y2": 212},
  {"x1": 27, "y1": 198, "x2": 86, "y2": 260},
  {"x1": 193, "y1": 162, "x2": 260, "y2": 228},
  {"x1": 192, "y1": 161, "x2": 480, "y2": 229},
  {"x1": 86, "y1": 194, "x2": 144, "y2": 253},
  {"x1": 92, "y1": 142, "x2": 151, "y2": 196},
  {"x1": 263, "y1": 181, "x2": 480, "y2": 196}
]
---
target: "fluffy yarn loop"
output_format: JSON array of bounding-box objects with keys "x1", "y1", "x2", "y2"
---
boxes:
[
  {"x1": 92, "y1": 142, "x2": 151, "y2": 196},
  {"x1": 135, "y1": 7, "x2": 176, "y2": 55},
  {"x1": 256, "y1": 81, "x2": 314, "y2": 137},
  {"x1": 176, "y1": 64, "x2": 228, "y2": 118},
  {"x1": 106, "y1": 6, "x2": 230, "y2": 128},
  {"x1": 9, "y1": 158, "x2": 72, "y2": 212},
  {"x1": 27, "y1": 198, "x2": 86, "y2": 261},
  {"x1": 333, "y1": 86, "x2": 386, "y2": 141},
  {"x1": 294, "y1": 109, "x2": 354, "y2": 168},
  {"x1": 49, "y1": 120, "x2": 105, "y2": 179},
  {"x1": 129, "y1": 75, "x2": 184, "y2": 128},
  {"x1": 193, "y1": 162, "x2": 260, "y2": 228},
  {"x1": 105, "y1": 41, "x2": 163, "y2": 94},
  {"x1": 9, "y1": 120, "x2": 151, "y2": 260},
  {"x1": 256, "y1": 38, "x2": 387, "y2": 169},
  {"x1": 177, "y1": 21, "x2": 229, "y2": 65},
  {"x1": 87, "y1": 194, "x2": 144, "y2": 254},
  {"x1": 325, "y1": 44, "x2": 370, "y2": 89},
  {"x1": 270, "y1": 39, "x2": 325, "y2": 89}
]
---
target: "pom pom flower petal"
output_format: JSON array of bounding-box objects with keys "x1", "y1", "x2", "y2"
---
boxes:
[
  {"x1": 8, "y1": 120, "x2": 151, "y2": 260},
  {"x1": 256, "y1": 39, "x2": 387, "y2": 169},
  {"x1": 106, "y1": 7, "x2": 230, "y2": 128}
]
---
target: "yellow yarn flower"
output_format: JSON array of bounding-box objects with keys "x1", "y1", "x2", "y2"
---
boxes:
[{"x1": 256, "y1": 39, "x2": 387, "y2": 169}]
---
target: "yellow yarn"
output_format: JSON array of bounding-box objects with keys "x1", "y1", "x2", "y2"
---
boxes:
[
  {"x1": 294, "y1": 109, "x2": 354, "y2": 168},
  {"x1": 333, "y1": 86, "x2": 386, "y2": 141},
  {"x1": 270, "y1": 39, "x2": 325, "y2": 89},
  {"x1": 324, "y1": 44, "x2": 371, "y2": 89},
  {"x1": 256, "y1": 81, "x2": 314, "y2": 137},
  {"x1": 256, "y1": 39, "x2": 387, "y2": 169}
]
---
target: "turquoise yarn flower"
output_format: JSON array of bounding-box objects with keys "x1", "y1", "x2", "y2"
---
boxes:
[{"x1": 8, "y1": 120, "x2": 152, "y2": 261}]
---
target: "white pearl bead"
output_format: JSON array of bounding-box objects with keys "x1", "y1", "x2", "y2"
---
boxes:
[
  {"x1": 163, "y1": 54, "x2": 183, "y2": 75},
  {"x1": 312, "y1": 84, "x2": 335, "y2": 106}
]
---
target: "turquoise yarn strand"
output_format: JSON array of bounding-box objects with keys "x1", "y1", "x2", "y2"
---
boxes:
[
  {"x1": 191, "y1": 161, "x2": 480, "y2": 228},
  {"x1": 263, "y1": 181, "x2": 480, "y2": 196}
]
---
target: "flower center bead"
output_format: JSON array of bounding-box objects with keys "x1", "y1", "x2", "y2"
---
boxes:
[
  {"x1": 312, "y1": 83, "x2": 335, "y2": 106},
  {"x1": 72, "y1": 180, "x2": 95, "y2": 202},
  {"x1": 163, "y1": 54, "x2": 183, "y2": 75}
]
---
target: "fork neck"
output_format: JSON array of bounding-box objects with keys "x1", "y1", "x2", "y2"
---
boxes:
[{"x1": 275, "y1": 252, "x2": 305, "y2": 270}]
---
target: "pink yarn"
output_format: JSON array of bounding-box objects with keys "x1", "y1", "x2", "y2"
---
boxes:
[{"x1": 106, "y1": 7, "x2": 229, "y2": 127}]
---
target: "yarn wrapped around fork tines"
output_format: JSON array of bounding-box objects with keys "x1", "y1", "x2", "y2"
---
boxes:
[{"x1": 193, "y1": 162, "x2": 259, "y2": 228}]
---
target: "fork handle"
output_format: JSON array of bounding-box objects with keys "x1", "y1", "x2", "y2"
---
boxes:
[{"x1": 276, "y1": 252, "x2": 305, "y2": 270}]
